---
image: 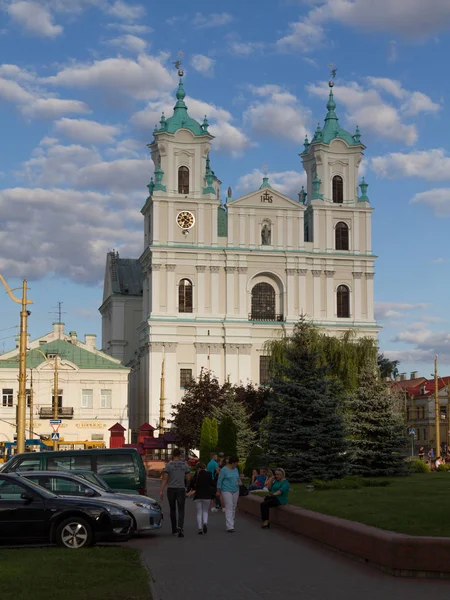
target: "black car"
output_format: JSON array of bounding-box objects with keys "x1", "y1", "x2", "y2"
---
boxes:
[{"x1": 0, "y1": 473, "x2": 132, "y2": 548}]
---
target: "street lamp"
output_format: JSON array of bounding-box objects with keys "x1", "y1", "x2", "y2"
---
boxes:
[
  {"x1": 0, "y1": 276, "x2": 32, "y2": 454},
  {"x1": 34, "y1": 348, "x2": 59, "y2": 450}
]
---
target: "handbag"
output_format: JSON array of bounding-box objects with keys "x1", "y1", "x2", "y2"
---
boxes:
[{"x1": 239, "y1": 484, "x2": 249, "y2": 497}]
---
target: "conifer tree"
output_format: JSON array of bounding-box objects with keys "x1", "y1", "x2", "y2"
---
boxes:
[
  {"x1": 217, "y1": 415, "x2": 238, "y2": 458},
  {"x1": 199, "y1": 417, "x2": 212, "y2": 464},
  {"x1": 346, "y1": 364, "x2": 407, "y2": 476},
  {"x1": 213, "y1": 383, "x2": 255, "y2": 461},
  {"x1": 262, "y1": 321, "x2": 348, "y2": 482},
  {"x1": 210, "y1": 418, "x2": 218, "y2": 452}
]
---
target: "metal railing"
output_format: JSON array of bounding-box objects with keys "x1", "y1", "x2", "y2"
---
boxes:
[
  {"x1": 39, "y1": 407, "x2": 74, "y2": 419},
  {"x1": 248, "y1": 313, "x2": 285, "y2": 322}
]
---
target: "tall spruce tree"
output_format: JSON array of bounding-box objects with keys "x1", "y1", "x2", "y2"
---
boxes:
[
  {"x1": 262, "y1": 321, "x2": 348, "y2": 482},
  {"x1": 346, "y1": 364, "x2": 407, "y2": 476},
  {"x1": 217, "y1": 415, "x2": 237, "y2": 457},
  {"x1": 199, "y1": 417, "x2": 212, "y2": 464}
]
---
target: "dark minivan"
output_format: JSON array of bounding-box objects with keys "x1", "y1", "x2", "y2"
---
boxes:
[{"x1": 0, "y1": 448, "x2": 147, "y2": 495}]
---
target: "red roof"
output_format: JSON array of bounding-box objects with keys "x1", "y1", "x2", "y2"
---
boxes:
[
  {"x1": 108, "y1": 422, "x2": 126, "y2": 432},
  {"x1": 392, "y1": 376, "x2": 450, "y2": 398},
  {"x1": 138, "y1": 422, "x2": 156, "y2": 431}
]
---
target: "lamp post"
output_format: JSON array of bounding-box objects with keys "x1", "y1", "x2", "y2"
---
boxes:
[
  {"x1": 0, "y1": 276, "x2": 32, "y2": 454},
  {"x1": 34, "y1": 348, "x2": 59, "y2": 450},
  {"x1": 435, "y1": 356, "x2": 440, "y2": 459}
]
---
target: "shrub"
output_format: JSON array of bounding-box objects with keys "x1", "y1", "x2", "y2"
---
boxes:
[
  {"x1": 244, "y1": 445, "x2": 264, "y2": 477},
  {"x1": 311, "y1": 476, "x2": 391, "y2": 491},
  {"x1": 407, "y1": 458, "x2": 431, "y2": 473},
  {"x1": 437, "y1": 463, "x2": 450, "y2": 472}
]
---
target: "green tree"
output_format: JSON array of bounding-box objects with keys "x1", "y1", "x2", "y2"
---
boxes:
[
  {"x1": 213, "y1": 383, "x2": 255, "y2": 461},
  {"x1": 169, "y1": 369, "x2": 223, "y2": 451},
  {"x1": 234, "y1": 383, "x2": 271, "y2": 434},
  {"x1": 262, "y1": 321, "x2": 348, "y2": 482},
  {"x1": 217, "y1": 415, "x2": 237, "y2": 457},
  {"x1": 244, "y1": 445, "x2": 264, "y2": 477},
  {"x1": 210, "y1": 418, "x2": 218, "y2": 452},
  {"x1": 377, "y1": 353, "x2": 400, "y2": 381},
  {"x1": 346, "y1": 364, "x2": 407, "y2": 477},
  {"x1": 199, "y1": 417, "x2": 212, "y2": 464}
]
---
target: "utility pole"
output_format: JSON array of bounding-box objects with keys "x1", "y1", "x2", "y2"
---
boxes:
[
  {"x1": 29, "y1": 368, "x2": 34, "y2": 439},
  {"x1": 53, "y1": 356, "x2": 59, "y2": 450},
  {"x1": 159, "y1": 358, "x2": 165, "y2": 433},
  {"x1": 0, "y1": 276, "x2": 32, "y2": 454},
  {"x1": 435, "y1": 355, "x2": 440, "y2": 458}
]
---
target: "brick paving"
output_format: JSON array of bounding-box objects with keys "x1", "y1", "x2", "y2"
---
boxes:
[{"x1": 129, "y1": 480, "x2": 450, "y2": 600}]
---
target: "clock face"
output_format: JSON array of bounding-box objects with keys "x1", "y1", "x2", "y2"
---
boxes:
[{"x1": 176, "y1": 211, "x2": 195, "y2": 230}]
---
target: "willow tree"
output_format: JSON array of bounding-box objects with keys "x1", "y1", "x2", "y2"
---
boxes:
[{"x1": 264, "y1": 318, "x2": 377, "y2": 391}]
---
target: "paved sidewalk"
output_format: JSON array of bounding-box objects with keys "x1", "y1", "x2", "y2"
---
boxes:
[{"x1": 129, "y1": 481, "x2": 450, "y2": 600}]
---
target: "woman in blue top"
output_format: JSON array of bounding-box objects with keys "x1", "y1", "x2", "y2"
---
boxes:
[
  {"x1": 261, "y1": 468, "x2": 290, "y2": 529},
  {"x1": 216, "y1": 455, "x2": 242, "y2": 532}
]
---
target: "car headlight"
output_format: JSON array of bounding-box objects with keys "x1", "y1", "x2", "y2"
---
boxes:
[{"x1": 105, "y1": 505, "x2": 127, "y2": 516}]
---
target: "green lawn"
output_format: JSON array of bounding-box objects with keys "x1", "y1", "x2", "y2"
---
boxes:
[
  {"x1": 287, "y1": 473, "x2": 450, "y2": 537},
  {"x1": 0, "y1": 547, "x2": 151, "y2": 600}
]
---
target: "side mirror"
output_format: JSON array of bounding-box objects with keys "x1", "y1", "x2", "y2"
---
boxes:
[
  {"x1": 84, "y1": 488, "x2": 96, "y2": 497},
  {"x1": 20, "y1": 492, "x2": 34, "y2": 502}
]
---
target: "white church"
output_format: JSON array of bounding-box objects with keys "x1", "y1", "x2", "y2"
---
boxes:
[{"x1": 100, "y1": 75, "x2": 378, "y2": 438}]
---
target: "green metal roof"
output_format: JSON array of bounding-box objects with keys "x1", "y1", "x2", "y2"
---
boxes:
[
  {"x1": 310, "y1": 89, "x2": 361, "y2": 147},
  {"x1": 156, "y1": 79, "x2": 207, "y2": 137},
  {"x1": 111, "y1": 258, "x2": 143, "y2": 296},
  {"x1": 0, "y1": 339, "x2": 128, "y2": 370}
]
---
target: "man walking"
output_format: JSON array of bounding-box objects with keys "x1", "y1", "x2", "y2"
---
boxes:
[{"x1": 160, "y1": 448, "x2": 191, "y2": 537}]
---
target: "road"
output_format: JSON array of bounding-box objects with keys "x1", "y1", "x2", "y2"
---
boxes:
[{"x1": 129, "y1": 480, "x2": 450, "y2": 600}]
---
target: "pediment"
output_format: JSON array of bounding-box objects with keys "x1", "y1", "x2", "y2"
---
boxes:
[
  {"x1": 228, "y1": 187, "x2": 304, "y2": 210},
  {"x1": 37, "y1": 360, "x2": 79, "y2": 372}
]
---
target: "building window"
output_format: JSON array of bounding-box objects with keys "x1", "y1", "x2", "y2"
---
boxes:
[
  {"x1": 423, "y1": 428, "x2": 427, "y2": 440},
  {"x1": 52, "y1": 389, "x2": 63, "y2": 409},
  {"x1": 178, "y1": 166, "x2": 189, "y2": 194},
  {"x1": 337, "y1": 285, "x2": 350, "y2": 318},
  {"x1": 259, "y1": 356, "x2": 270, "y2": 385},
  {"x1": 178, "y1": 279, "x2": 193, "y2": 313},
  {"x1": 100, "y1": 389, "x2": 112, "y2": 409},
  {"x1": 332, "y1": 175, "x2": 343, "y2": 203},
  {"x1": 81, "y1": 389, "x2": 93, "y2": 409},
  {"x1": 441, "y1": 405, "x2": 447, "y2": 420},
  {"x1": 26, "y1": 389, "x2": 31, "y2": 408},
  {"x1": 2, "y1": 388, "x2": 13, "y2": 407},
  {"x1": 180, "y1": 368, "x2": 193, "y2": 388},
  {"x1": 335, "y1": 222, "x2": 349, "y2": 250},
  {"x1": 251, "y1": 282, "x2": 276, "y2": 321}
]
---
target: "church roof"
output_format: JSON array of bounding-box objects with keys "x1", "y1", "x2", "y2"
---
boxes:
[
  {"x1": 156, "y1": 79, "x2": 208, "y2": 137},
  {"x1": 111, "y1": 256, "x2": 143, "y2": 297}
]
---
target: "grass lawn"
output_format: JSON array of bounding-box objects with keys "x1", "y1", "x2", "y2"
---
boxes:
[
  {"x1": 0, "y1": 547, "x2": 151, "y2": 600},
  {"x1": 287, "y1": 473, "x2": 450, "y2": 537}
]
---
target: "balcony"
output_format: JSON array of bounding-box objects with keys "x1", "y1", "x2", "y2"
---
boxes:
[
  {"x1": 39, "y1": 407, "x2": 74, "y2": 419},
  {"x1": 249, "y1": 313, "x2": 285, "y2": 322}
]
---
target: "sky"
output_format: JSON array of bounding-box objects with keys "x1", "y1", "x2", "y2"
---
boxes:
[{"x1": 1, "y1": 0, "x2": 450, "y2": 378}]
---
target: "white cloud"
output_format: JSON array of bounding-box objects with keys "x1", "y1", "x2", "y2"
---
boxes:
[
  {"x1": 8, "y1": 1, "x2": 63, "y2": 37},
  {"x1": 276, "y1": 17, "x2": 325, "y2": 52},
  {"x1": 108, "y1": 34, "x2": 147, "y2": 52},
  {"x1": 411, "y1": 189, "x2": 450, "y2": 217},
  {"x1": 236, "y1": 169, "x2": 306, "y2": 200},
  {"x1": 190, "y1": 54, "x2": 215, "y2": 77},
  {"x1": 0, "y1": 76, "x2": 34, "y2": 104},
  {"x1": 228, "y1": 40, "x2": 264, "y2": 56},
  {"x1": 375, "y1": 302, "x2": 428, "y2": 320},
  {"x1": 192, "y1": 12, "x2": 232, "y2": 28},
  {"x1": 371, "y1": 149, "x2": 450, "y2": 180},
  {"x1": 245, "y1": 85, "x2": 310, "y2": 143},
  {"x1": 46, "y1": 54, "x2": 176, "y2": 100},
  {"x1": 106, "y1": 1, "x2": 145, "y2": 21},
  {"x1": 107, "y1": 23, "x2": 151, "y2": 34},
  {"x1": 54, "y1": 118, "x2": 120, "y2": 144},
  {"x1": 21, "y1": 98, "x2": 90, "y2": 119},
  {"x1": 368, "y1": 77, "x2": 440, "y2": 116}
]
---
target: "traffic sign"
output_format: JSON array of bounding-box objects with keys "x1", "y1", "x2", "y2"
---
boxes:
[
  {"x1": 51, "y1": 432, "x2": 60, "y2": 441},
  {"x1": 50, "y1": 419, "x2": 62, "y2": 424},
  {"x1": 409, "y1": 428, "x2": 416, "y2": 436}
]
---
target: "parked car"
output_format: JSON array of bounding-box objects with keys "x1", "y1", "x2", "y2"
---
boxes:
[
  {"x1": 19, "y1": 471, "x2": 163, "y2": 534},
  {"x1": 0, "y1": 473, "x2": 132, "y2": 548},
  {"x1": 0, "y1": 448, "x2": 147, "y2": 495}
]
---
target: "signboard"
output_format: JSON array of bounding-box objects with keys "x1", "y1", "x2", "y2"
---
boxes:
[
  {"x1": 50, "y1": 419, "x2": 62, "y2": 425},
  {"x1": 409, "y1": 428, "x2": 416, "y2": 436},
  {"x1": 51, "y1": 432, "x2": 60, "y2": 441}
]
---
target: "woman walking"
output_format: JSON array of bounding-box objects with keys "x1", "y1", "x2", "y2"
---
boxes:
[
  {"x1": 261, "y1": 468, "x2": 290, "y2": 529},
  {"x1": 216, "y1": 456, "x2": 241, "y2": 533},
  {"x1": 189, "y1": 463, "x2": 214, "y2": 534}
]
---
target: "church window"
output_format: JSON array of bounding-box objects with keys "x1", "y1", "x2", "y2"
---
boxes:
[
  {"x1": 337, "y1": 285, "x2": 350, "y2": 318},
  {"x1": 180, "y1": 368, "x2": 193, "y2": 388},
  {"x1": 178, "y1": 166, "x2": 189, "y2": 194},
  {"x1": 332, "y1": 176, "x2": 343, "y2": 204},
  {"x1": 335, "y1": 222, "x2": 349, "y2": 250},
  {"x1": 251, "y1": 282, "x2": 276, "y2": 321},
  {"x1": 178, "y1": 278, "x2": 193, "y2": 313},
  {"x1": 259, "y1": 356, "x2": 270, "y2": 385}
]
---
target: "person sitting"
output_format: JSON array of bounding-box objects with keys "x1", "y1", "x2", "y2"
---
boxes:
[
  {"x1": 435, "y1": 456, "x2": 442, "y2": 469},
  {"x1": 248, "y1": 467, "x2": 268, "y2": 491},
  {"x1": 260, "y1": 468, "x2": 290, "y2": 529}
]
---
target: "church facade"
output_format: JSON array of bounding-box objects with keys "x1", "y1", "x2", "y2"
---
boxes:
[{"x1": 100, "y1": 77, "x2": 378, "y2": 436}]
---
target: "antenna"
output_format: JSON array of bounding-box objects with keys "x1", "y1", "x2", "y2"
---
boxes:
[{"x1": 49, "y1": 302, "x2": 67, "y2": 337}]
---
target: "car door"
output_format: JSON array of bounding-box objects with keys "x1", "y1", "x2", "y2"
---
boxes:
[{"x1": 0, "y1": 476, "x2": 46, "y2": 540}]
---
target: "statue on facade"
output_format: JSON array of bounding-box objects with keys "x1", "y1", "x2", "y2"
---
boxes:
[{"x1": 261, "y1": 223, "x2": 271, "y2": 245}]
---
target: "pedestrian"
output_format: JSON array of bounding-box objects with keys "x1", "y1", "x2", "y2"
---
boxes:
[
  {"x1": 206, "y1": 452, "x2": 220, "y2": 512},
  {"x1": 189, "y1": 463, "x2": 214, "y2": 535},
  {"x1": 418, "y1": 446, "x2": 425, "y2": 460},
  {"x1": 216, "y1": 455, "x2": 241, "y2": 533},
  {"x1": 261, "y1": 468, "x2": 290, "y2": 529},
  {"x1": 160, "y1": 448, "x2": 191, "y2": 538},
  {"x1": 428, "y1": 447, "x2": 435, "y2": 460}
]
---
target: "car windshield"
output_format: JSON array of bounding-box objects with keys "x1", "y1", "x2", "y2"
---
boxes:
[{"x1": 73, "y1": 471, "x2": 114, "y2": 492}]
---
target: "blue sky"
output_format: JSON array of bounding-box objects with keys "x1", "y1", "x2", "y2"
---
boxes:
[{"x1": 1, "y1": 0, "x2": 450, "y2": 377}]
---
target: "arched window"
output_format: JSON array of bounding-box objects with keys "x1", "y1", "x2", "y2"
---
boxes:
[
  {"x1": 337, "y1": 285, "x2": 350, "y2": 318},
  {"x1": 178, "y1": 279, "x2": 193, "y2": 313},
  {"x1": 335, "y1": 222, "x2": 349, "y2": 250},
  {"x1": 251, "y1": 282, "x2": 276, "y2": 321},
  {"x1": 178, "y1": 166, "x2": 189, "y2": 194},
  {"x1": 332, "y1": 175, "x2": 343, "y2": 204}
]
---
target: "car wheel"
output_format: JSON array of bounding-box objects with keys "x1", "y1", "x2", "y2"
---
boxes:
[{"x1": 56, "y1": 517, "x2": 93, "y2": 549}]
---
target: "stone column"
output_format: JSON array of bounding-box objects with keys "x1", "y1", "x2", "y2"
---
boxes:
[
  {"x1": 353, "y1": 214, "x2": 360, "y2": 254},
  {"x1": 152, "y1": 201, "x2": 160, "y2": 244},
  {"x1": 163, "y1": 342, "x2": 177, "y2": 427},
  {"x1": 324, "y1": 270, "x2": 335, "y2": 319},
  {"x1": 196, "y1": 265, "x2": 206, "y2": 315},
  {"x1": 197, "y1": 203, "x2": 204, "y2": 247},
  {"x1": 326, "y1": 210, "x2": 333, "y2": 251},
  {"x1": 365, "y1": 214, "x2": 372, "y2": 254},
  {"x1": 237, "y1": 344, "x2": 252, "y2": 383},
  {"x1": 276, "y1": 211, "x2": 283, "y2": 249},
  {"x1": 239, "y1": 210, "x2": 246, "y2": 247},
  {"x1": 353, "y1": 271, "x2": 363, "y2": 320},
  {"x1": 151, "y1": 264, "x2": 161, "y2": 314},
  {"x1": 225, "y1": 266, "x2": 236, "y2": 316},
  {"x1": 249, "y1": 209, "x2": 256, "y2": 248},
  {"x1": 365, "y1": 272, "x2": 375, "y2": 321},
  {"x1": 285, "y1": 268, "x2": 296, "y2": 320},
  {"x1": 210, "y1": 266, "x2": 220, "y2": 317},
  {"x1": 209, "y1": 343, "x2": 223, "y2": 381},
  {"x1": 168, "y1": 202, "x2": 174, "y2": 245},
  {"x1": 287, "y1": 213, "x2": 293, "y2": 249},
  {"x1": 238, "y1": 267, "x2": 248, "y2": 318},
  {"x1": 312, "y1": 270, "x2": 322, "y2": 320},
  {"x1": 227, "y1": 213, "x2": 234, "y2": 247},
  {"x1": 225, "y1": 344, "x2": 239, "y2": 381},
  {"x1": 166, "y1": 264, "x2": 176, "y2": 315},
  {"x1": 297, "y1": 269, "x2": 307, "y2": 316},
  {"x1": 211, "y1": 204, "x2": 218, "y2": 246}
]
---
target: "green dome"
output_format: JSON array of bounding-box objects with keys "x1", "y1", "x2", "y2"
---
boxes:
[
  {"x1": 311, "y1": 89, "x2": 362, "y2": 147},
  {"x1": 160, "y1": 78, "x2": 207, "y2": 137}
]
